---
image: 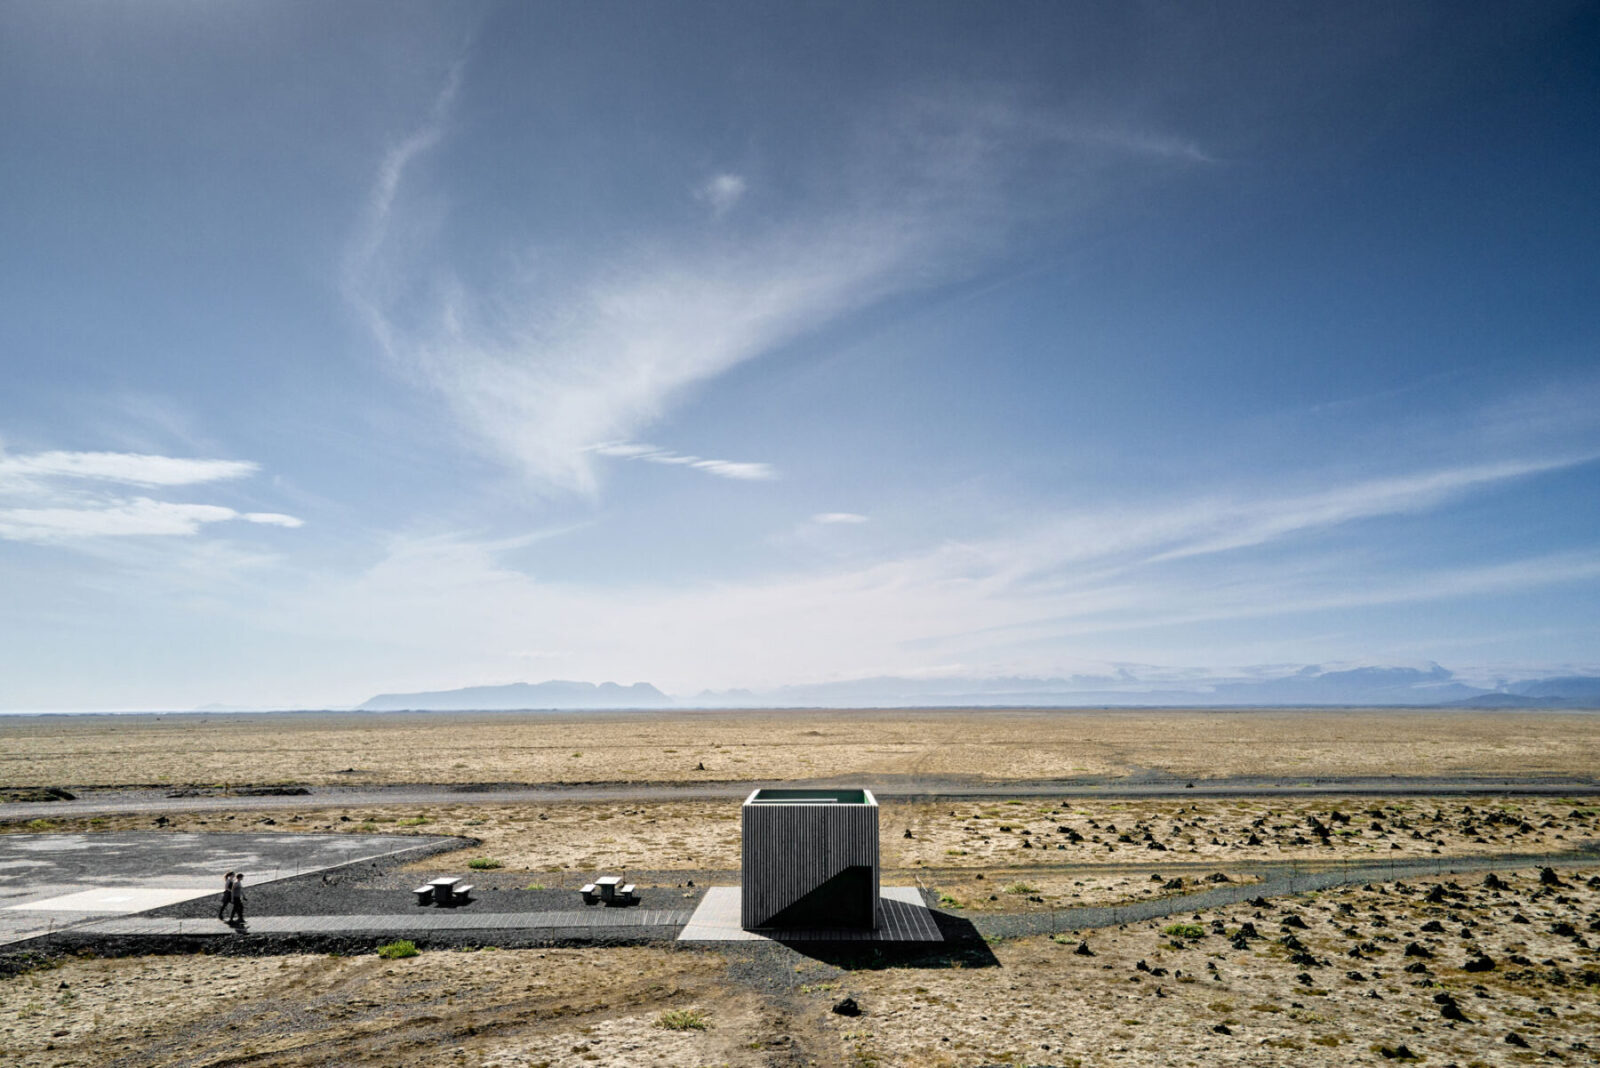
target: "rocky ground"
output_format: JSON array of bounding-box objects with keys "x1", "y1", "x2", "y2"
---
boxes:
[
  {"x1": 1, "y1": 866, "x2": 1596, "y2": 1067},
  {"x1": 9, "y1": 795, "x2": 1596, "y2": 876}
]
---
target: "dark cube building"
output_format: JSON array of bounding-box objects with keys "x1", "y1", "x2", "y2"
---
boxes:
[{"x1": 740, "y1": 787, "x2": 880, "y2": 930}]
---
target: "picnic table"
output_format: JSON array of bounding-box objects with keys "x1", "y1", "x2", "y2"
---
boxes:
[
  {"x1": 580, "y1": 875, "x2": 637, "y2": 906},
  {"x1": 412, "y1": 876, "x2": 473, "y2": 906}
]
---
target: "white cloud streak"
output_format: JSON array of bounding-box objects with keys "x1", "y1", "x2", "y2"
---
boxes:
[
  {"x1": 812, "y1": 512, "x2": 869, "y2": 524},
  {"x1": 0, "y1": 499, "x2": 300, "y2": 542},
  {"x1": 0, "y1": 449, "x2": 302, "y2": 543},
  {"x1": 589, "y1": 441, "x2": 776, "y2": 481},
  {"x1": 242, "y1": 512, "x2": 305, "y2": 528},
  {"x1": 0, "y1": 450, "x2": 258, "y2": 487}
]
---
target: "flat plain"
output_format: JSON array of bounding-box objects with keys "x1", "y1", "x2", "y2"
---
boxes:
[
  {"x1": 3, "y1": 707, "x2": 1598, "y2": 787},
  {"x1": 2, "y1": 708, "x2": 1598, "y2": 1067}
]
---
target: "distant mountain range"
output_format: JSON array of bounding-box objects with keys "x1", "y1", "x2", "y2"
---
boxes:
[
  {"x1": 358, "y1": 680, "x2": 672, "y2": 711},
  {"x1": 352, "y1": 668, "x2": 1600, "y2": 711}
]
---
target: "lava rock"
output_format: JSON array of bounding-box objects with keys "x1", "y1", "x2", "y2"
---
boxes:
[
  {"x1": 831, "y1": 997, "x2": 861, "y2": 1017},
  {"x1": 1434, "y1": 992, "x2": 1469, "y2": 1022}
]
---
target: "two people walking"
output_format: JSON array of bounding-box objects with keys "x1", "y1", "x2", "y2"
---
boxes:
[{"x1": 217, "y1": 870, "x2": 246, "y2": 926}]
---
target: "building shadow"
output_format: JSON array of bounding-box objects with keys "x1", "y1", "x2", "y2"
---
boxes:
[{"x1": 775, "y1": 909, "x2": 1000, "y2": 970}]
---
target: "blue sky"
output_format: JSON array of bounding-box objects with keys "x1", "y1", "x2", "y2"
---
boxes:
[{"x1": 2, "y1": 1, "x2": 1598, "y2": 710}]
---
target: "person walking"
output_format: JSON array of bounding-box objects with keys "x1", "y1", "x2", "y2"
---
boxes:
[
  {"x1": 228, "y1": 872, "x2": 246, "y2": 926},
  {"x1": 217, "y1": 871, "x2": 234, "y2": 922}
]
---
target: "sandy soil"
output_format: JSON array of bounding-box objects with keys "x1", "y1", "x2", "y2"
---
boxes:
[
  {"x1": 10, "y1": 797, "x2": 1597, "y2": 879},
  {"x1": 3, "y1": 867, "x2": 1596, "y2": 1067},
  {"x1": 3, "y1": 709, "x2": 1598, "y2": 788}
]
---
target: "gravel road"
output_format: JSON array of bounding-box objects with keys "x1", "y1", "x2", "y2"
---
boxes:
[{"x1": 6, "y1": 774, "x2": 1599, "y2": 822}]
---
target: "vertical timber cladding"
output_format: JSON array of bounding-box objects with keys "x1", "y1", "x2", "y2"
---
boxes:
[{"x1": 740, "y1": 788, "x2": 880, "y2": 930}]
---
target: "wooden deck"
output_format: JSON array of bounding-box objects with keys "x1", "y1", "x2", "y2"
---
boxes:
[{"x1": 677, "y1": 886, "x2": 942, "y2": 942}]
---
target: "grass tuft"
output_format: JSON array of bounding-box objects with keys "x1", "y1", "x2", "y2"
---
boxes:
[
  {"x1": 468, "y1": 857, "x2": 503, "y2": 870},
  {"x1": 654, "y1": 1008, "x2": 709, "y2": 1031},
  {"x1": 377, "y1": 940, "x2": 418, "y2": 959}
]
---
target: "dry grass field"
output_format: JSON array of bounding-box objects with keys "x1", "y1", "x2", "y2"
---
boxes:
[
  {"x1": 4, "y1": 866, "x2": 1596, "y2": 1067},
  {"x1": 2, "y1": 708, "x2": 1598, "y2": 789}
]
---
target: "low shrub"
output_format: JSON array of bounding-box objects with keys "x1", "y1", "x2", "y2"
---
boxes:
[
  {"x1": 468, "y1": 857, "x2": 503, "y2": 870},
  {"x1": 377, "y1": 940, "x2": 418, "y2": 959}
]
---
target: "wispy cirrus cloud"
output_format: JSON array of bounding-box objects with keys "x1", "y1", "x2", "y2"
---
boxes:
[
  {"x1": 1138, "y1": 454, "x2": 1599, "y2": 565},
  {"x1": 0, "y1": 500, "x2": 301, "y2": 543},
  {"x1": 268, "y1": 450, "x2": 1597, "y2": 694},
  {"x1": 812, "y1": 512, "x2": 869, "y2": 524},
  {"x1": 344, "y1": 73, "x2": 1216, "y2": 495},
  {"x1": 0, "y1": 450, "x2": 257, "y2": 488},
  {"x1": 588, "y1": 441, "x2": 776, "y2": 481},
  {"x1": 0, "y1": 448, "x2": 301, "y2": 543}
]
